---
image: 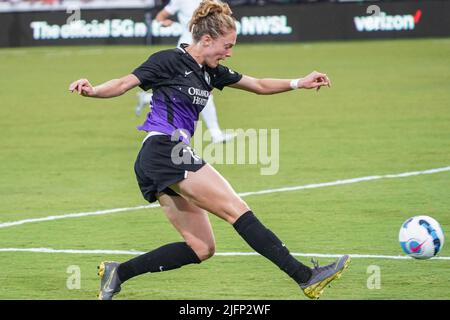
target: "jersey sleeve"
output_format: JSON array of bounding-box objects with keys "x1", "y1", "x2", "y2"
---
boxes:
[
  {"x1": 210, "y1": 65, "x2": 243, "y2": 91},
  {"x1": 132, "y1": 51, "x2": 169, "y2": 91}
]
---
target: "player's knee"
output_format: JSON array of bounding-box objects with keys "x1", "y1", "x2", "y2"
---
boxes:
[
  {"x1": 188, "y1": 240, "x2": 215, "y2": 261},
  {"x1": 219, "y1": 197, "x2": 250, "y2": 224},
  {"x1": 199, "y1": 244, "x2": 215, "y2": 261}
]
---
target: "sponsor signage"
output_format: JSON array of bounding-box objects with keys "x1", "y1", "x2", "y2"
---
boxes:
[
  {"x1": 27, "y1": 15, "x2": 293, "y2": 41},
  {"x1": 0, "y1": 1, "x2": 449, "y2": 47},
  {"x1": 354, "y1": 10, "x2": 422, "y2": 32}
]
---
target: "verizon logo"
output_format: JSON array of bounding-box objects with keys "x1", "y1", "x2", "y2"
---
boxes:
[{"x1": 354, "y1": 10, "x2": 422, "y2": 32}]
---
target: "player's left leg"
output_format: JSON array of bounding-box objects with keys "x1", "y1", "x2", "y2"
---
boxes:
[{"x1": 98, "y1": 192, "x2": 214, "y2": 300}]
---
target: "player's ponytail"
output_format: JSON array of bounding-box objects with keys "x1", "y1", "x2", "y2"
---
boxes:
[{"x1": 189, "y1": 0, "x2": 236, "y2": 42}]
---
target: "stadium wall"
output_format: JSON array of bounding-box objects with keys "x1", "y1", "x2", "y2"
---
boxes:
[{"x1": 1, "y1": 0, "x2": 449, "y2": 48}]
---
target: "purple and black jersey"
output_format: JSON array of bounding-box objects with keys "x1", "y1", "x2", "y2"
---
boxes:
[{"x1": 132, "y1": 44, "x2": 242, "y2": 143}]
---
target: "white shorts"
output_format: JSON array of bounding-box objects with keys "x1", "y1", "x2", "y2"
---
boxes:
[{"x1": 177, "y1": 32, "x2": 193, "y2": 47}]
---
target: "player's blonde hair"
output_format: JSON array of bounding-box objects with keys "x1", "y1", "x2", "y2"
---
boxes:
[{"x1": 189, "y1": 0, "x2": 236, "y2": 42}]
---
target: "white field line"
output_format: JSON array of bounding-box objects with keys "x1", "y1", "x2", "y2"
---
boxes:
[
  {"x1": 0, "y1": 247, "x2": 449, "y2": 260},
  {"x1": 0, "y1": 204, "x2": 159, "y2": 229},
  {"x1": 1, "y1": 165, "x2": 449, "y2": 230}
]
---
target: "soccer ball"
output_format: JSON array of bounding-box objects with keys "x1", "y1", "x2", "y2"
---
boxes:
[{"x1": 399, "y1": 215, "x2": 445, "y2": 259}]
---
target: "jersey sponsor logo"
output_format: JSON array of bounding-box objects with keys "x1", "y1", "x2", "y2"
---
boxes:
[
  {"x1": 188, "y1": 87, "x2": 210, "y2": 106},
  {"x1": 184, "y1": 71, "x2": 193, "y2": 77},
  {"x1": 188, "y1": 87, "x2": 209, "y2": 98},
  {"x1": 192, "y1": 97, "x2": 208, "y2": 106}
]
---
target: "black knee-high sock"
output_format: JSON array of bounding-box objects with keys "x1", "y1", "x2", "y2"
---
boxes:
[
  {"x1": 117, "y1": 242, "x2": 201, "y2": 283},
  {"x1": 233, "y1": 211, "x2": 312, "y2": 284}
]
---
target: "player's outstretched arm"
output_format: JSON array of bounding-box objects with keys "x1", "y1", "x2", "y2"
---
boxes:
[
  {"x1": 155, "y1": 9, "x2": 174, "y2": 27},
  {"x1": 68, "y1": 74, "x2": 141, "y2": 98},
  {"x1": 230, "y1": 71, "x2": 331, "y2": 95}
]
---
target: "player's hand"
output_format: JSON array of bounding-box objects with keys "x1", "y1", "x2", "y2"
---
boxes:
[
  {"x1": 160, "y1": 19, "x2": 174, "y2": 27},
  {"x1": 298, "y1": 71, "x2": 331, "y2": 91},
  {"x1": 69, "y1": 79, "x2": 96, "y2": 97}
]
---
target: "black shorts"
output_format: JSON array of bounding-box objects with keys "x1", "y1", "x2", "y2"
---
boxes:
[{"x1": 134, "y1": 134, "x2": 206, "y2": 203}]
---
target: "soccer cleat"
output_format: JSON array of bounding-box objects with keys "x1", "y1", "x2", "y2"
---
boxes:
[
  {"x1": 299, "y1": 255, "x2": 351, "y2": 299},
  {"x1": 97, "y1": 261, "x2": 122, "y2": 300}
]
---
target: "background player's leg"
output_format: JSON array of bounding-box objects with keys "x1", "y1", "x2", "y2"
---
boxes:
[{"x1": 202, "y1": 95, "x2": 236, "y2": 143}]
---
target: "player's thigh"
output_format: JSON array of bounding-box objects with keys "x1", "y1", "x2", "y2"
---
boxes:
[
  {"x1": 158, "y1": 192, "x2": 215, "y2": 260},
  {"x1": 170, "y1": 164, "x2": 250, "y2": 224}
]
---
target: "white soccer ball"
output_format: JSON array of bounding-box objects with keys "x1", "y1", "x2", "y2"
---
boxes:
[{"x1": 399, "y1": 215, "x2": 445, "y2": 259}]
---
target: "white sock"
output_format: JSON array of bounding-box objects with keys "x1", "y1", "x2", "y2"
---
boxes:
[{"x1": 201, "y1": 95, "x2": 222, "y2": 139}]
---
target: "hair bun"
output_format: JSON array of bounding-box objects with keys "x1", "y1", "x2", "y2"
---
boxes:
[
  {"x1": 191, "y1": 0, "x2": 232, "y2": 26},
  {"x1": 189, "y1": 0, "x2": 236, "y2": 42}
]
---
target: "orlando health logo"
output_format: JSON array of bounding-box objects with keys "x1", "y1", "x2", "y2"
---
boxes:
[{"x1": 354, "y1": 9, "x2": 422, "y2": 32}]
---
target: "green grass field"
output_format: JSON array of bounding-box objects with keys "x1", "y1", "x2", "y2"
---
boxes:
[{"x1": 0, "y1": 38, "x2": 449, "y2": 300}]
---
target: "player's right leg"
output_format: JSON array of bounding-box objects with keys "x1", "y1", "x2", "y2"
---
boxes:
[
  {"x1": 171, "y1": 164, "x2": 350, "y2": 299},
  {"x1": 97, "y1": 261, "x2": 122, "y2": 300},
  {"x1": 171, "y1": 163, "x2": 248, "y2": 224},
  {"x1": 299, "y1": 255, "x2": 351, "y2": 299}
]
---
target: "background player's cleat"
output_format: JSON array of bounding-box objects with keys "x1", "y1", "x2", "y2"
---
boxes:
[
  {"x1": 135, "y1": 92, "x2": 152, "y2": 116},
  {"x1": 98, "y1": 261, "x2": 122, "y2": 300},
  {"x1": 299, "y1": 255, "x2": 351, "y2": 299},
  {"x1": 211, "y1": 132, "x2": 237, "y2": 144}
]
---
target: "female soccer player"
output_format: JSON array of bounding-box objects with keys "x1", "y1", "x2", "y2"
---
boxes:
[
  {"x1": 69, "y1": 0, "x2": 350, "y2": 300},
  {"x1": 136, "y1": 0, "x2": 235, "y2": 144}
]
